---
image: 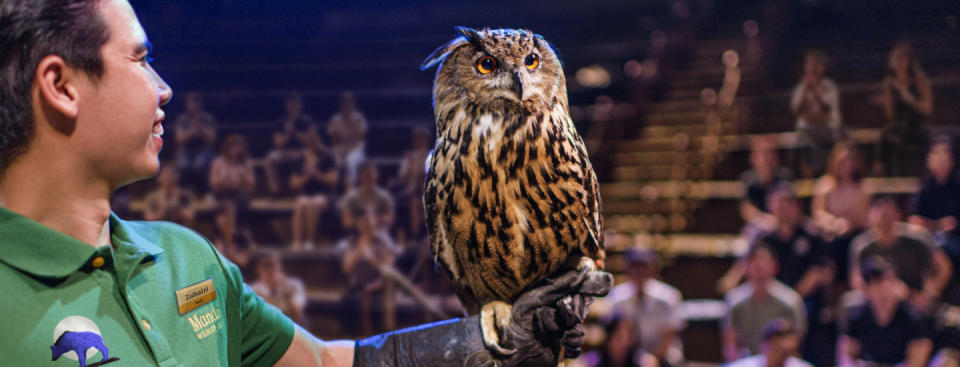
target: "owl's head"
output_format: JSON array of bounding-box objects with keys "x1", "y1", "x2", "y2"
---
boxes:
[{"x1": 420, "y1": 27, "x2": 566, "y2": 109}]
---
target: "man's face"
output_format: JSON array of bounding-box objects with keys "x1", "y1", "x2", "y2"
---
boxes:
[
  {"x1": 73, "y1": 0, "x2": 172, "y2": 186},
  {"x1": 769, "y1": 194, "x2": 799, "y2": 227},
  {"x1": 769, "y1": 334, "x2": 799, "y2": 356},
  {"x1": 746, "y1": 248, "x2": 777, "y2": 282},
  {"x1": 865, "y1": 271, "x2": 906, "y2": 309},
  {"x1": 868, "y1": 201, "x2": 900, "y2": 230}
]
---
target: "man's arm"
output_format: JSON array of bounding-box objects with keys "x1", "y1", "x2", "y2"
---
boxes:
[
  {"x1": 837, "y1": 335, "x2": 860, "y2": 367},
  {"x1": 905, "y1": 338, "x2": 934, "y2": 367},
  {"x1": 275, "y1": 326, "x2": 354, "y2": 367}
]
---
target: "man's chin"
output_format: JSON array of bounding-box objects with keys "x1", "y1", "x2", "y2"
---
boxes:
[{"x1": 115, "y1": 159, "x2": 161, "y2": 188}]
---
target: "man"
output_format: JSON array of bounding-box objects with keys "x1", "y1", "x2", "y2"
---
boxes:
[
  {"x1": 723, "y1": 243, "x2": 807, "y2": 361},
  {"x1": 0, "y1": 1, "x2": 611, "y2": 366},
  {"x1": 840, "y1": 256, "x2": 934, "y2": 367},
  {"x1": 757, "y1": 186, "x2": 834, "y2": 367},
  {"x1": 339, "y1": 161, "x2": 394, "y2": 232},
  {"x1": 606, "y1": 248, "x2": 685, "y2": 367},
  {"x1": 738, "y1": 135, "x2": 793, "y2": 242},
  {"x1": 725, "y1": 318, "x2": 813, "y2": 367},
  {"x1": 850, "y1": 196, "x2": 952, "y2": 310}
]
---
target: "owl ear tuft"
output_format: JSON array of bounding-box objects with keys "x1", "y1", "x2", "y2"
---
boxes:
[
  {"x1": 419, "y1": 36, "x2": 469, "y2": 71},
  {"x1": 455, "y1": 26, "x2": 483, "y2": 43}
]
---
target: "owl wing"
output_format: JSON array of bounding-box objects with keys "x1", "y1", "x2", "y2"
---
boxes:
[
  {"x1": 554, "y1": 105, "x2": 605, "y2": 265},
  {"x1": 424, "y1": 139, "x2": 479, "y2": 310}
]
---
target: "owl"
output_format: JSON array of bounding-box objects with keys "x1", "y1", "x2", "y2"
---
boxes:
[{"x1": 420, "y1": 27, "x2": 604, "y2": 355}]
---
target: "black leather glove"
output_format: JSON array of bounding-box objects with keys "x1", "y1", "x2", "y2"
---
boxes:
[{"x1": 353, "y1": 267, "x2": 613, "y2": 366}]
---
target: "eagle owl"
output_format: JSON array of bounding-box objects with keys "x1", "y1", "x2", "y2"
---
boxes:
[{"x1": 420, "y1": 27, "x2": 604, "y2": 354}]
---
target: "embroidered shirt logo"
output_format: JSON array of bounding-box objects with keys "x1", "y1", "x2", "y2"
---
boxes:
[
  {"x1": 186, "y1": 305, "x2": 224, "y2": 340},
  {"x1": 50, "y1": 316, "x2": 118, "y2": 367}
]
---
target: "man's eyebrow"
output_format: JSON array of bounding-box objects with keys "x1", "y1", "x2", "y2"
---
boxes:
[{"x1": 133, "y1": 40, "x2": 154, "y2": 55}]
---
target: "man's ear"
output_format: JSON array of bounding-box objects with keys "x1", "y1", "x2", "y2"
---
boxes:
[{"x1": 35, "y1": 55, "x2": 81, "y2": 119}]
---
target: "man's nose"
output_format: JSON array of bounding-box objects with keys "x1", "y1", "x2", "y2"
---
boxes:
[{"x1": 149, "y1": 64, "x2": 173, "y2": 107}]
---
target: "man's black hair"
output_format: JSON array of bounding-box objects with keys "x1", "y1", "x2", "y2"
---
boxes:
[
  {"x1": 0, "y1": 0, "x2": 110, "y2": 175},
  {"x1": 860, "y1": 255, "x2": 896, "y2": 284}
]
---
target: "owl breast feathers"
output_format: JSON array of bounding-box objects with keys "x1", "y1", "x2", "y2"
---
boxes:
[{"x1": 421, "y1": 27, "x2": 604, "y2": 313}]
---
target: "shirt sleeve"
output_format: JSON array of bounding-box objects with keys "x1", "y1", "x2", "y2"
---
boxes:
[{"x1": 221, "y1": 253, "x2": 296, "y2": 367}]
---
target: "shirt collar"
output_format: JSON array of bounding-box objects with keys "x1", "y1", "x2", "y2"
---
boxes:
[{"x1": 0, "y1": 207, "x2": 163, "y2": 278}]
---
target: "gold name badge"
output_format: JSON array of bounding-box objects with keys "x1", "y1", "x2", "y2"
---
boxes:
[{"x1": 176, "y1": 279, "x2": 217, "y2": 315}]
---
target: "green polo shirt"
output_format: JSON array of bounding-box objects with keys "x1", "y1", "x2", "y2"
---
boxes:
[{"x1": 0, "y1": 207, "x2": 295, "y2": 366}]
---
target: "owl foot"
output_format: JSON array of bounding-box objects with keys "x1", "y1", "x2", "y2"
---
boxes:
[{"x1": 480, "y1": 300, "x2": 516, "y2": 356}]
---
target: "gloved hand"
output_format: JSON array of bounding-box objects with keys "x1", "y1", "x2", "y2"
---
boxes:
[
  {"x1": 497, "y1": 265, "x2": 613, "y2": 365},
  {"x1": 353, "y1": 266, "x2": 613, "y2": 367}
]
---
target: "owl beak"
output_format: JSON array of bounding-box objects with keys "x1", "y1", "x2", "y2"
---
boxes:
[{"x1": 512, "y1": 70, "x2": 524, "y2": 100}]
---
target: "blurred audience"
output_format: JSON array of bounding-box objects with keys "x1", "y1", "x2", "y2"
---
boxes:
[
  {"x1": 812, "y1": 142, "x2": 868, "y2": 286},
  {"x1": 143, "y1": 164, "x2": 196, "y2": 228},
  {"x1": 725, "y1": 318, "x2": 812, "y2": 367},
  {"x1": 723, "y1": 242, "x2": 807, "y2": 361},
  {"x1": 340, "y1": 161, "x2": 395, "y2": 233},
  {"x1": 251, "y1": 251, "x2": 308, "y2": 326},
  {"x1": 607, "y1": 248, "x2": 685, "y2": 367},
  {"x1": 839, "y1": 256, "x2": 933, "y2": 367},
  {"x1": 850, "y1": 196, "x2": 952, "y2": 311},
  {"x1": 740, "y1": 135, "x2": 793, "y2": 242},
  {"x1": 790, "y1": 51, "x2": 842, "y2": 178},
  {"x1": 875, "y1": 42, "x2": 934, "y2": 177},
  {"x1": 910, "y1": 138, "x2": 960, "y2": 305},
  {"x1": 212, "y1": 201, "x2": 256, "y2": 269},
  {"x1": 174, "y1": 91, "x2": 218, "y2": 193},
  {"x1": 393, "y1": 126, "x2": 432, "y2": 245},
  {"x1": 290, "y1": 134, "x2": 339, "y2": 250},
  {"x1": 210, "y1": 134, "x2": 256, "y2": 217},
  {"x1": 327, "y1": 91, "x2": 368, "y2": 187},
  {"x1": 339, "y1": 207, "x2": 399, "y2": 336},
  {"x1": 266, "y1": 91, "x2": 318, "y2": 195},
  {"x1": 588, "y1": 312, "x2": 660, "y2": 367}
]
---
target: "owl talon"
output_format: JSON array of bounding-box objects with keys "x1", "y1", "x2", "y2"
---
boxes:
[{"x1": 480, "y1": 301, "x2": 516, "y2": 356}]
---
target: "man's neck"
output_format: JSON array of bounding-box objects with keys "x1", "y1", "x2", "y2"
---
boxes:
[
  {"x1": 0, "y1": 151, "x2": 114, "y2": 247},
  {"x1": 765, "y1": 350, "x2": 788, "y2": 367},
  {"x1": 752, "y1": 279, "x2": 771, "y2": 300}
]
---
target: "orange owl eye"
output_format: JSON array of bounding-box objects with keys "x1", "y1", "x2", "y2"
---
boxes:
[
  {"x1": 524, "y1": 54, "x2": 539, "y2": 70},
  {"x1": 476, "y1": 56, "x2": 497, "y2": 74}
]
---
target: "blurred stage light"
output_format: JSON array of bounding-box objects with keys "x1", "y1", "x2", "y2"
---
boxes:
[
  {"x1": 576, "y1": 64, "x2": 612, "y2": 88},
  {"x1": 624, "y1": 59, "x2": 643, "y2": 78}
]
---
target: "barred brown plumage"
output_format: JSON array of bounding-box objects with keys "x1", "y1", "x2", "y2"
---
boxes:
[{"x1": 420, "y1": 27, "x2": 604, "y2": 355}]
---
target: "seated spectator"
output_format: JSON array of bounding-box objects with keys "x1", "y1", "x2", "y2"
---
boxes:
[
  {"x1": 909, "y1": 137, "x2": 960, "y2": 305},
  {"x1": 725, "y1": 318, "x2": 813, "y2": 367},
  {"x1": 143, "y1": 164, "x2": 196, "y2": 228},
  {"x1": 174, "y1": 91, "x2": 217, "y2": 193},
  {"x1": 812, "y1": 142, "x2": 869, "y2": 285},
  {"x1": 723, "y1": 242, "x2": 807, "y2": 361},
  {"x1": 339, "y1": 207, "x2": 399, "y2": 336},
  {"x1": 607, "y1": 248, "x2": 685, "y2": 367},
  {"x1": 727, "y1": 185, "x2": 834, "y2": 365},
  {"x1": 327, "y1": 91, "x2": 368, "y2": 187},
  {"x1": 790, "y1": 50, "x2": 843, "y2": 178},
  {"x1": 875, "y1": 41, "x2": 934, "y2": 177},
  {"x1": 290, "y1": 134, "x2": 339, "y2": 250},
  {"x1": 210, "y1": 134, "x2": 255, "y2": 214},
  {"x1": 340, "y1": 161, "x2": 394, "y2": 233},
  {"x1": 850, "y1": 196, "x2": 952, "y2": 311},
  {"x1": 590, "y1": 312, "x2": 659, "y2": 367},
  {"x1": 265, "y1": 91, "x2": 318, "y2": 195},
  {"x1": 840, "y1": 256, "x2": 933, "y2": 367},
  {"x1": 393, "y1": 126, "x2": 432, "y2": 245},
  {"x1": 212, "y1": 201, "x2": 256, "y2": 270},
  {"x1": 740, "y1": 135, "x2": 793, "y2": 242},
  {"x1": 250, "y1": 251, "x2": 308, "y2": 326}
]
